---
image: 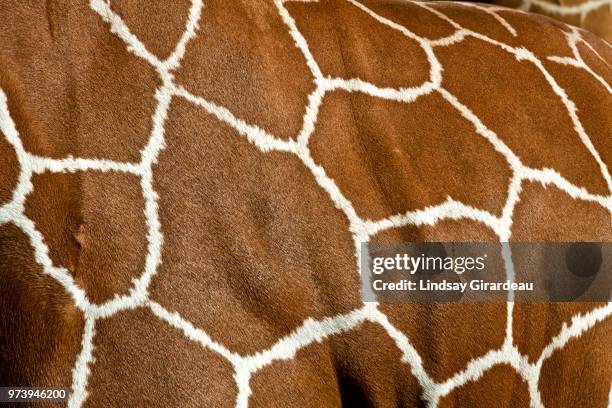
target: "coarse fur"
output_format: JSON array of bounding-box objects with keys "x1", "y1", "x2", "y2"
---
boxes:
[{"x1": 0, "y1": 1, "x2": 610, "y2": 407}]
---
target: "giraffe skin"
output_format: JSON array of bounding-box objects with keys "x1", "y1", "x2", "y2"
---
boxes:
[{"x1": 0, "y1": 1, "x2": 610, "y2": 407}]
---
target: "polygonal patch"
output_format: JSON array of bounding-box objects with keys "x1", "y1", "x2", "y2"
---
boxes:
[
  {"x1": 309, "y1": 90, "x2": 512, "y2": 221},
  {"x1": 149, "y1": 98, "x2": 361, "y2": 355},
  {"x1": 250, "y1": 321, "x2": 424, "y2": 407},
  {"x1": 288, "y1": 0, "x2": 430, "y2": 89},
  {"x1": 175, "y1": 0, "x2": 315, "y2": 140},
  {"x1": 0, "y1": 1, "x2": 160, "y2": 161},
  {"x1": 110, "y1": 0, "x2": 192, "y2": 58},
  {"x1": 0, "y1": 224, "x2": 84, "y2": 387},
  {"x1": 511, "y1": 182, "x2": 610, "y2": 361},
  {"x1": 437, "y1": 37, "x2": 609, "y2": 195},
  {"x1": 359, "y1": 0, "x2": 458, "y2": 42},
  {"x1": 439, "y1": 364, "x2": 531, "y2": 407},
  {"x1": 374, "y1": 219, "x2": 507, "y2": 383},
  {"x1": 86, "y1": 308, "x2": 236, "y2": 407},
  {"x1": 539, "y1": 316, "x2": 611, "y2": 408},
  {"x1": 25, "y1": 171, "x2": 148, "y2": 304}
]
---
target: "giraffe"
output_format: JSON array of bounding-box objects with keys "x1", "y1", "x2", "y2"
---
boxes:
[
  {"x1": 492, "y1": 0, "x2": 612, "y2": 43},
  {"x1": 0, "y1": 0, "x2": 610, "y2": 407}
]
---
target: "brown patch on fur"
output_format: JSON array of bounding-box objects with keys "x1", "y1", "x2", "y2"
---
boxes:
[
  {"x1": 372, "y1": 218, "x2": 500, "y2": 242},
  {"x1": 25, "y1": 172, "x2": 148, "y2": 304},
  {"x1": 174, "y1": 0, "x2": 314, "y2": 139},
  {"x1": 0, "y1": 136, "x2": 18, "y2": 205},
  {"x1": 25, "y1": 173, "x2": 82, "y2": 276},
  {"x1": 326, "y1": 322, "x2": 425, "y2": 407},
  {"x1": 495, "y1": 10, "x2": 576, "y2": 58},
  {"x1": 430, "y1": 3, "x2": 519, "y2": 43},
  {"x1": 511, "y1": 182, "x2": 611, "y2": 361},
  {"x1": 539, "y1": 318, "x2": 612, "y2": 408},
  {"x1": 288, "y1": 0, "x2": 430, "y2": 88},
  {"x1": 358, "y1": 0, "x2": 458, "y2": 41},
  {"x1": 380, "y1": 302, "x2": 507, "y2": 383},
  {"x1": 511, "y1": 182, "x2": 612, "y2": 242},
  {"x1": 110, "y1": 0, "x2": 191, "y2": 58},
  {"x1": 577, "y1": 38, "x2": 612, "y2": 86},
  {"x1": 0, "y1": 224, "x2": 84, "y2": 392},
  {"x1": 429, "y1": 3, "x2": 577, "y2": 58},
  {"x1": 439, "y1": 364, "x2": 531, "y2": 407},
  {"x1": 437, "y1": 37, "x2": 609, "y2": 195},
  {"x1": 512, "y1": 301, "x2": 601, "y2": 362},
  {"x1": 309, "y1": 90, "x2": 511, "y2": 220},
  {"x1": 149, "y1": 98, "x2": 361, "y2": 354},
  {"x1": 250, "y1": 322, "x2": 424, "y2": 408},
  {"x1": 544, "y1": 59, "x2": 612, "y2": 174},
  {"x1": 584, "y1": 32, "x2": 612, "y2": 61},
  {"x1": 582, "y1": 29, "x2": 612, "y2": 60},
  {"x1": 85, "y1": 308, "x2": 236, "y2": 407},
  {"x1": 0, "y1": 1, "x2": 159, "y2": 161},
  {"x1": 251, "y1": 342, "x2": 342, "y2": 408},
  {"x1": 374, "y1": 220, "x2": 507, "y2": 382}
]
